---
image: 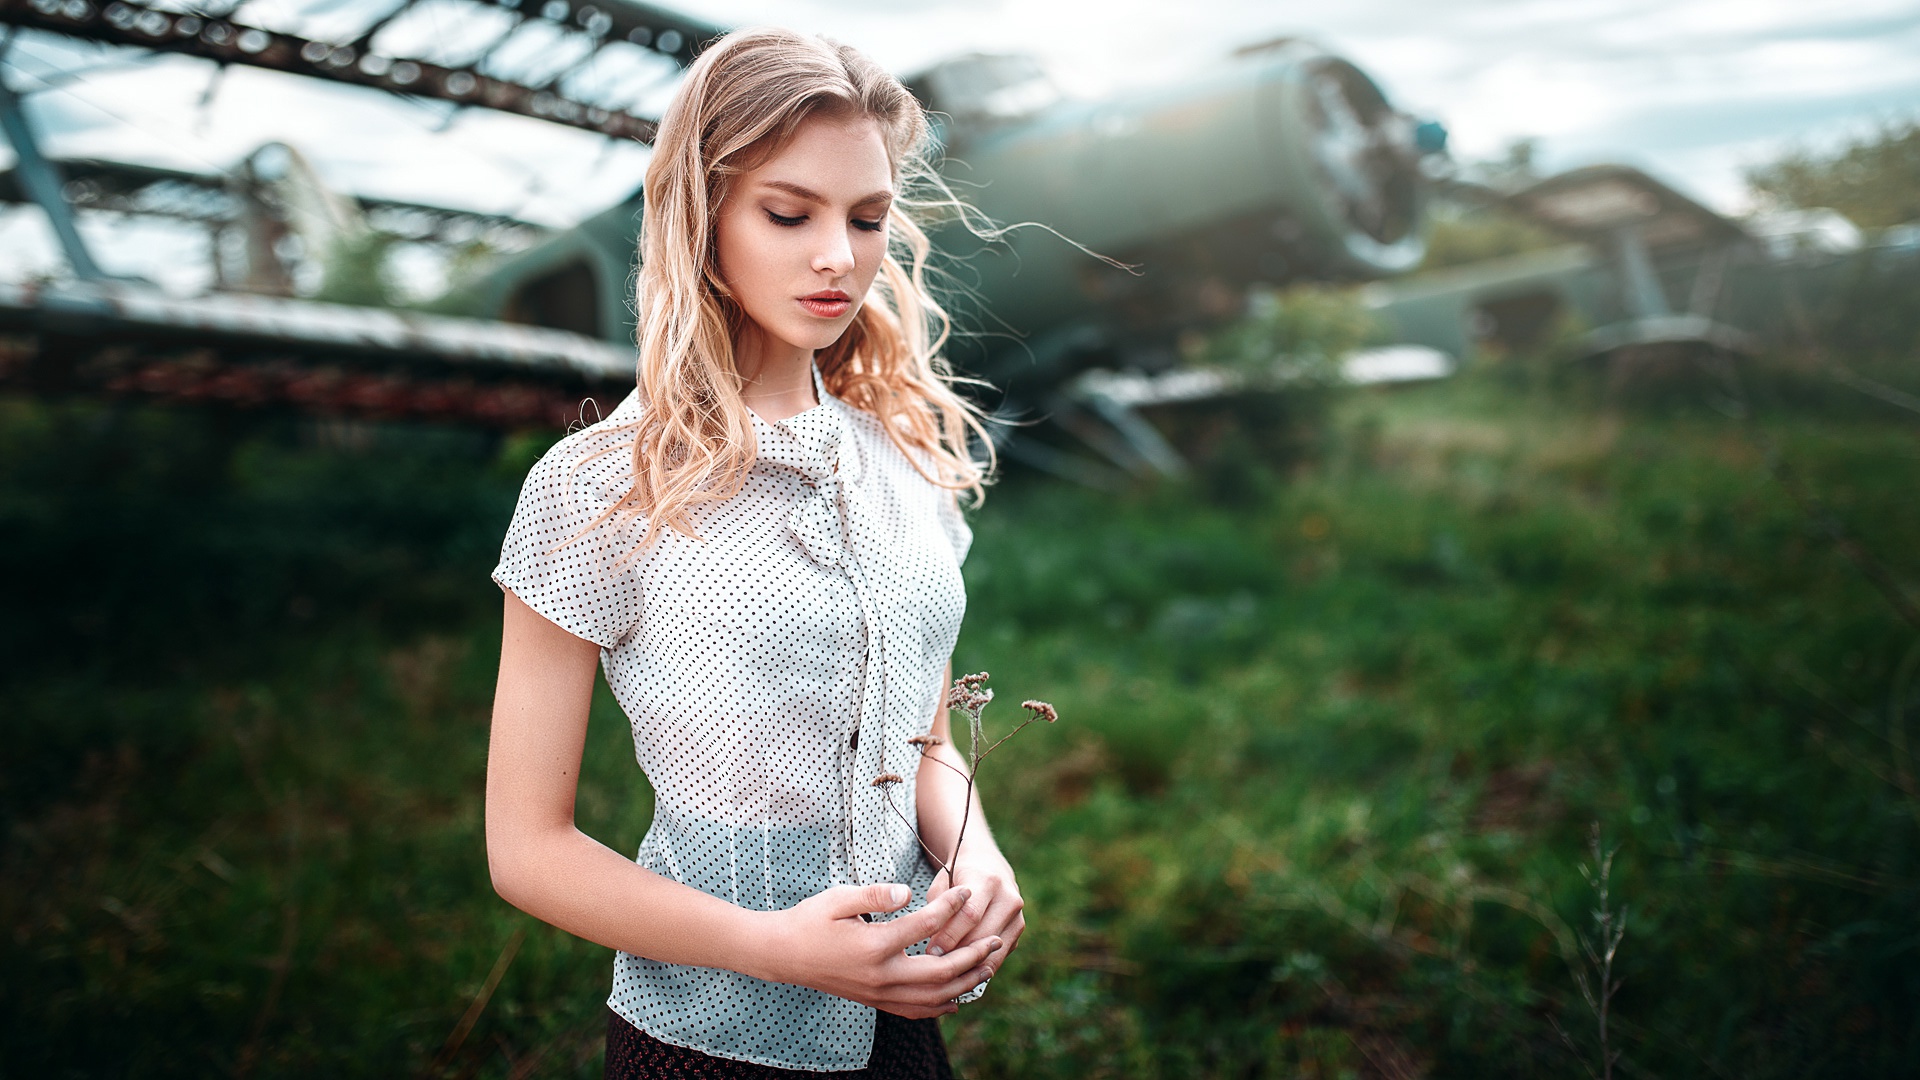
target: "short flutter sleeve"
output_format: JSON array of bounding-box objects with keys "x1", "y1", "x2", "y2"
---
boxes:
[
  {"x1": 492, "y1": 415, "x2": 645, "y2": 650},
  {"x1": 937, "y1": 488, "x2": 973, "y2": 566}
]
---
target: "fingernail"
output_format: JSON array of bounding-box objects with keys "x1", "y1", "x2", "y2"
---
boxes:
[
  {"x1": 929, "y1": 945, "x2": 945, "y2": 956},
  {"x1": 889, "y1": 884, "x2": 909, "y2": 905},
  {"x1": 955, "y1": 888, "x2": 972, "y2": 903}
]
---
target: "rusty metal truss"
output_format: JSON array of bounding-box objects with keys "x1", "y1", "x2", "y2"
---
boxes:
[
  {"x1": 0, "y1": 0, "x2": 725, "y2": 142},
  {"x1": 0, "y1": 278, "x2": 633, "y2": 427},
  {"x1": 0, "y1": 155, "x2": 548, "y2": 248}
]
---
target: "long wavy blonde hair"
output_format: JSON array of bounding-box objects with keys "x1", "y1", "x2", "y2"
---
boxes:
[{"x1": 602, "y1": 27, "x2": 995, "y2": 543}]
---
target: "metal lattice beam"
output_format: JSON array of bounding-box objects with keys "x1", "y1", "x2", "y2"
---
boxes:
[
  {"x1": 0, "y1": 157, "x2": 548, "y2": 248},
  {"x1": 0, "y1": 0, "x2": 725, "y2": 142}
]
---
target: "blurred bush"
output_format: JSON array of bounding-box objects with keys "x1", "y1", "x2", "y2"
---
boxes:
[
  {"x1": 0, "y1": 400, "x2": 532, "y2": 820},
  {"x1": 1145, "y1": 285, "x2": 1383, "y2": 499},
  {"x1": 1192, "y1": 284, "x2": 1381, "y2": 384},
  {"x1": 1746, "y1": 117, "x2": 1920, "y2": 229},
  {"x1": 313, "y1": 230, "x2": 405, "y2": 307},
  {"x1": 1419, "y1": 204, "x2": 1566, "y2": 272}
]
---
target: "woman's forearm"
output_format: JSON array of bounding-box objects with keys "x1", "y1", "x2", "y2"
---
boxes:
[{"x1": 487, "y1": 821, "x2": 780, "y2": 980}]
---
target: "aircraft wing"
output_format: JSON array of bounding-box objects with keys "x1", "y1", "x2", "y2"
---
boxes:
[{"x1": 1505, "y1": 164, "x2": 1751, "y2": 251}]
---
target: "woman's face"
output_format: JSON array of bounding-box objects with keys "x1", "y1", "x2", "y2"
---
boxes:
[{"x1": 714, "y1": 113, "x2": 894, "y2": 366}]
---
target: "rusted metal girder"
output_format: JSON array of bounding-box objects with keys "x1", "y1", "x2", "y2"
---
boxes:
[
  {"x1": 0, "y1": 153, "x2": 556, "y2": 255},
  {"x1": 0, "y1": 156, "x2": 550, "y2": 252},
  {"x1": 0, "y1": 0, "x2": 721, "y2": 142},
  {"x1": 0, "y1": 279, "x2": 634, "y2": 429}
]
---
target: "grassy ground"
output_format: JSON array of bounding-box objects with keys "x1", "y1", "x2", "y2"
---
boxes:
[{"x1": 3, "y1": 365, "x2": 1917, "y2": 1077}]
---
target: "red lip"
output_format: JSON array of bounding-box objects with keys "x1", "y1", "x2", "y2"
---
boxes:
[{"x1": 798, "y1": 290, "x2": 853, "y2": 318}]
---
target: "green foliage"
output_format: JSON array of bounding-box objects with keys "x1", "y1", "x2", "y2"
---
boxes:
[
  {"x1": 1746, "y1": 118, "x2": 1920, "y2": 229},
  {"x1": 4, "y1": 363, "x2": 1919, "y2": 1076},
  {"x1": 415, "y1": 238, "x2": 511, "y2": 317},
  {"x1": 1144, "y1": 285, "x2": 1383, "y2": 493},
  {"x1": 1419, "y1": 205, "x2": 1567, "y2": 272},
  {"x1": 313, "y1": 230, "x2": 403, "y2": 307},
  {"x1": 1419, "y1": 138, "x2": 1565, "y2": 271},
  {"x1": 0, "y1": 401, "x2": 517, "y2": 820},
  {"x1": 1463, "y1": 137, "x2": 1546, "y2": 193},
  {"x1": 1194, "y1": 284, "x2": 1382, "y2": 384}
]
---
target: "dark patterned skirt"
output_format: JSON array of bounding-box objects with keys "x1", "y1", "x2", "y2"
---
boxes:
[{"x1": 604, "y1": 1007, "x2": 955, "y2": 1080}]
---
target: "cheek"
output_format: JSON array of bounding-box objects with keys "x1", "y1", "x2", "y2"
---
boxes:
[
  {"x1": 714, "y1": 214, "x2": 780, "y2": 296},
  {"x1": 855, "y1": 232, "x2": 890, "y2": 284},
  {"x1": 712, "y1": 217, "x2": 743, "y2": 290}
]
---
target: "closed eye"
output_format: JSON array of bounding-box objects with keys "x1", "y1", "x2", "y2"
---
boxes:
[{"x1": 765, "y1": 210, "x2": 886, "y2": 232}]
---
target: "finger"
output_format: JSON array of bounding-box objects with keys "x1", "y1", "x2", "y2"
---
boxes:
[
  {"x1": 883, "y1": 886, "x2": 969, "y2": 951},
  {"x1": 949, "y1": 890, "x2": 1023, "y2": 953},
  {"x1": 1000, "y1": 910, "x2": 1027, "y2": 955},
  {"x1": 927, "y1": 880, "x2": 993, "y2": 956},
  {"x1": 898, "y1": 933, "x2": 1000, "y2": 988},
  {"x1": 822, "y1": 882, "x2": 912, "y2": 921},
  {"x1": 916, "y1": 942, "x2": 1003, "y2": 1006}
]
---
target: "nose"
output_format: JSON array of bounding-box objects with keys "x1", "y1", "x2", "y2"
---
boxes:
[{"x1": 811, "y1": 224, "x2": 855, "y2": 277}]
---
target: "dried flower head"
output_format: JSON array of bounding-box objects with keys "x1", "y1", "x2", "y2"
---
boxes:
[
  {"x1": 907, "y1": 734, "x2": 945, "y2": 748},
  {"x1": 1021, "y1": 700, "x2": 1058, "y2": 723},
  {"x1": 947, "y1": 672, "x2": 995, "y2": 718},
  {"x1": 870, "y1": 773, "x2": 904, "y2": 787}
]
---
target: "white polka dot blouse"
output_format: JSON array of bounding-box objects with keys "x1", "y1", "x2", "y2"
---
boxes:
[{"x1": 492, "y1": 363, "x2": 972, "y2": 1071}]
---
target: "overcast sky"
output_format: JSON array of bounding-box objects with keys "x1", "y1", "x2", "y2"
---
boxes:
[{"x1": 2, "y1": 0, "x2": 1917, "y2": 293}]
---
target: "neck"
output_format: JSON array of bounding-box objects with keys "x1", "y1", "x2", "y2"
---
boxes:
[{"x1": 733, "y1": 324, "x2": 818, "y2": 422}]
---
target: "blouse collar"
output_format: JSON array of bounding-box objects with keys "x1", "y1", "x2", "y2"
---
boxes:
[{"x1": 749, "y1": 361, "x2": 863, "y2": 488}]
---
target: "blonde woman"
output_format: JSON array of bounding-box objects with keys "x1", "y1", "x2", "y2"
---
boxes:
[{"x1": 485, "y1": 27, "x2": 1022, "y2": 1079}]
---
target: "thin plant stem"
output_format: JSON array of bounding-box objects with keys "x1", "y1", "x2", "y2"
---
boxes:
[
  {"x1": 946, "y1": 775, "x2": 976, "y2": 889},
  {"x1": 878, "y1": 674, "x2": 1055, "y2": 894},
  {"x1": 1573, "y1": 822, "x2": 1626, "y2": 1080},
  {"x1": 915, "y1": 748, "x2": 972, "y2": 784},
  {"x1": 977, "y1": 713, "x2": 1049, "y2": 763},
  {"x1": 879, "y1": 787, "x2": 953, "y2": 878}
]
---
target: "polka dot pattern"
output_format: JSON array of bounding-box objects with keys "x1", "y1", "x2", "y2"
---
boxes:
[{"x1": 493, "y1": 363, "x2": 971, "y2": 1072}]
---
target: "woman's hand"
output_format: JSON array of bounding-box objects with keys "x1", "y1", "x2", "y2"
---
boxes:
[
  {"x1": 925, "y1": 845, "x2": 1025, "y2": 963},
  {"x1": 753, "y1": 882, "x2": 1005, "y2": 1019}
]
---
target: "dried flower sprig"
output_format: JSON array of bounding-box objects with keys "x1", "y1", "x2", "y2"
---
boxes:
[{"x1": 872, "y1": 672, "x2": 1059, "y2": 888}]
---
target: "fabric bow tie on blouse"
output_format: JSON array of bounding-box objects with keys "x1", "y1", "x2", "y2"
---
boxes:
[{"x1": 753, "y1": 402, "x2": 865, "y2": 571}]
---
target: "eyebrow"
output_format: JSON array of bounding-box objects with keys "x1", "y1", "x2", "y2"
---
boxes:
[{"x1": 758, "y1": 179, "x2": 893, "y2": 208}]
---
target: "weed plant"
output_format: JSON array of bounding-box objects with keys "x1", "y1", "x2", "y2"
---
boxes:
[{"x1": 3, "y1": 356, "x2": 1918, "y2": 1076}]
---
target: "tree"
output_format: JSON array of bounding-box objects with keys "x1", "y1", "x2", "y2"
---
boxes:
[{"x1": 1745, "y1": 118, "x2": 1920, "y2": 230}]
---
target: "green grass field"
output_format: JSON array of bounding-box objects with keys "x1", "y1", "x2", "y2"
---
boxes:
[{"x1": 3, "y1": 365, "x2": 1917, "y2": 1077}]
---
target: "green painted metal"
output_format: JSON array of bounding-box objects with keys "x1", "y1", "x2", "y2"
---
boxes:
[
  {"x1": 461, "y1": 40, "x2": 1436, "y2": 399},
  {"x1": 1364, "y1": 236, "x2": 1915, "y2": 362}
]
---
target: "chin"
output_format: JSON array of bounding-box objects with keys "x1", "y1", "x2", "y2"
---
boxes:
[{"x1": 787, "y1": 320, "x2": 857, "y2": 353}]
